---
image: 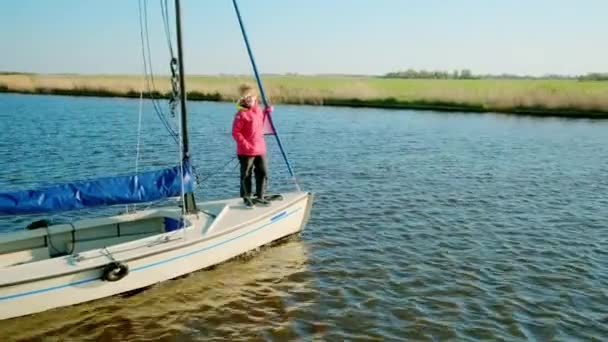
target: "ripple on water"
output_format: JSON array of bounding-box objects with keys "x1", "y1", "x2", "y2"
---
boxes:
[{"x1": 1, "y1": 95, "x2": 608, "y2": 340}]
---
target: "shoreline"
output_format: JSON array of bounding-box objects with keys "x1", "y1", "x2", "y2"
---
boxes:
[
  {"x1": 2, "y1": 87, "x2": 607, "y2": 119},
  {"x1": 1, "y1": 74, "x2": 607, "y2": 119}
]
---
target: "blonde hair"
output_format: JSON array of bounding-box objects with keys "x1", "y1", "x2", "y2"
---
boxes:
[
  {"x1": 238, "y1": 83, "x2": 256, "y2": 97},
  {"x1": 237, "y1": 83, "x2": 258, "y2": 108}
]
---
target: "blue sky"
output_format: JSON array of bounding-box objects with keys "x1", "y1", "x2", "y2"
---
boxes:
[{"x1": 0, "y1": 0, "x2": 606, "y2": 76}]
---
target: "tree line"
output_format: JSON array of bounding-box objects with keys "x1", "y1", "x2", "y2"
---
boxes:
[{"x1": 383, "y1": 69, "x2": 608, "y2": 81}]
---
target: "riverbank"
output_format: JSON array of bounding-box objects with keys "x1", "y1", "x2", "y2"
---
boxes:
[{"x1": 1, "y1": 73, "x2": 607, "y2": 118}]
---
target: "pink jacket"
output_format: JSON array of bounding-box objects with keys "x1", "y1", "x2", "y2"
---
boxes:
[{"x1": 232, "y1": 104, "x2": 273, "y2": 156}]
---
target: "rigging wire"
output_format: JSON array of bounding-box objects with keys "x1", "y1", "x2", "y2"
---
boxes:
[
  {"x1": 142, "y1": 0, "x2": 166, "y2": 115},
  {"x1": 160, "y1": 0, "x2": 175, "y2": 58},
  {"x1": 137, "y1": 0, "x2": 180, "y2": 145},
  {"x1": 136, "y1": 0, "x2": 202, "y2": 189},
  {"x1": 160, "y1": 0, "x2": 202, "y2": 186}
]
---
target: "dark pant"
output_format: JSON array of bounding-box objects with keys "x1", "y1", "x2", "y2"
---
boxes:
[{"x1": 238, "y1": 155, "x2": 268, "y2": 199}]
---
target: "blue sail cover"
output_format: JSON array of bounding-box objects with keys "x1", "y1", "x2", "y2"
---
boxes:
[{"x1": 0, "y1": 162, "x2": 195, "y2": 216}]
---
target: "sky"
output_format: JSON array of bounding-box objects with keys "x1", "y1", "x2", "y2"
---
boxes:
[{"x1": 0, "y1": 0, "x2": 606, "y2": 76}]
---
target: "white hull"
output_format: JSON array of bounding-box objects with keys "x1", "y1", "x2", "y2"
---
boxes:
[{"x1": 0, "y1": 191, "x2": 313, "y2": 320}]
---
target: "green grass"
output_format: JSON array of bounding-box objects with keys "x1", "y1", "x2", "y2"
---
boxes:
[{"x1": 1, "y1": 74, "x2": 607, "y2": 118}]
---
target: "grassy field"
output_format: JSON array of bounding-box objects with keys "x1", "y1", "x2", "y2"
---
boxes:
[{"x1": 1, "y1": 73, "x2": 607, "y2": 118}]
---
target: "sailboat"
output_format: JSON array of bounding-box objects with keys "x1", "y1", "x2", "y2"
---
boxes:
[{"x1": 0, "y1": 0, "x2": 313, "y2": 321}]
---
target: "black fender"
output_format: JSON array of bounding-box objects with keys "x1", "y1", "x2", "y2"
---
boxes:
[{"x1": 101, "y1": 262, "x2": 129, "y2": 282}]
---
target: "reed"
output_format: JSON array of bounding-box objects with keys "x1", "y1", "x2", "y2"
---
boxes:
[{"x1": 1, "y1": 74, "x2": 607, "y2": 118}]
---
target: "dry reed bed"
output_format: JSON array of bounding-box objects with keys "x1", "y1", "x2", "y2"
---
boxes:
[{"x1": 1, "y1": 74, "x2": 607, "y2": 117}]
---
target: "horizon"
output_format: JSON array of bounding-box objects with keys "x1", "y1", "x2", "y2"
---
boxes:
[
  {"x1": 1, "y1": 0, "x2": 606, "y2": 76},
  {"x1": 2, "y1": 70, "x2": 605, "y2": 78}
]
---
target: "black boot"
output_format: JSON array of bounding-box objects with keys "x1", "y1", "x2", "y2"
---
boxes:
[{"x1": 243, "y1": 197, "x2": 254, "y2": 208}]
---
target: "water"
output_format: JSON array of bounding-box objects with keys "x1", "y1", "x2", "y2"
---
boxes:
[{"x1": 0, "y1": 93, "x2": 607, "y2": 341}]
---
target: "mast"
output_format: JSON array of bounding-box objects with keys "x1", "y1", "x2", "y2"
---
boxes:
[{"x1": 174, "y1": 0, "x2": 197, "y2": 213}]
